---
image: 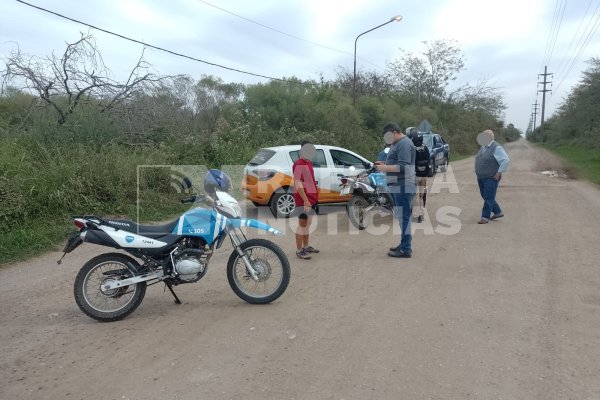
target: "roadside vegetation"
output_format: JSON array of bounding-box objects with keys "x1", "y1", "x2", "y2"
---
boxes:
[
  {"x1": 543, "y1": 145, "x2": 600, "y2": 185},
  {"x1": 528, "y1": 58, "x2": 600, "y2": 185},
  {"x1": 1, "y1": 34, "x2": 522, "y2": 264}
]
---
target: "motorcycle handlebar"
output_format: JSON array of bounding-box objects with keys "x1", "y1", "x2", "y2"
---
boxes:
[
  {"x1": 181, "y1": 194, "x2": 215, "y2": 205},
  {"x1": 338, "y1": 166, "x2": 379, "y2": 182},
  {"x1": 181, "y1": 195, "x2": 197, "y2": 204}
]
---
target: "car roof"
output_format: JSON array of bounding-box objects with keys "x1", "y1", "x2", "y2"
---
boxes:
[{"x1": 261, "y1": 144, "x2": 353, "y2": 152}]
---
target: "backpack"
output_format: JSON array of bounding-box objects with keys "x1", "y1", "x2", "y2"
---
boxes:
[{"x1": 415, "y1": 145, "x2": 429, "y2": 175}]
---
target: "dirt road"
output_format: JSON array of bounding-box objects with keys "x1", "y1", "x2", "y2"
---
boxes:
[{"x1": 1, "y1": 139, "x2": 599, "y2": 400}]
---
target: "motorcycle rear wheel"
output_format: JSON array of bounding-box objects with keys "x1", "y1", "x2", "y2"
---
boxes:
[
  {"x1": 227, "y1": 239, "x2": 290, "y2": 304},
  {"x1": 74, "y1": 253, "x2": 146, "y2": 322},
  {"x1": 347, "y1": 195, "x2": 371, "y2": 230}
]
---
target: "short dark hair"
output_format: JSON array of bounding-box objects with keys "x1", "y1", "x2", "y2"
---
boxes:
[
  {"x1": 300, "y1": 140, "x2": 312, "y2": 147},
  {"x1": 382, "y1": 122, "x2": 401, "y2": 133}
]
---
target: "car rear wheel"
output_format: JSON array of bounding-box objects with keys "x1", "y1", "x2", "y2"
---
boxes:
[
  {"x1": 440, "y1": 158, "x2": 448, "y2": 173},
  {"x1": 270, "y1": 190, "x2": 295, "y2": 218}
]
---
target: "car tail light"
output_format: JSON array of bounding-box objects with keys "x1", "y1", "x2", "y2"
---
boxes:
[
  {"x1": 254, "y1": 169, "x2": 277, "y2": 181},
  {"x1": 74, "y1": 220, "x2": 85, "y2": 230}
]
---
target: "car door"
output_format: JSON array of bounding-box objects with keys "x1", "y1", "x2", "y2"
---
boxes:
[
  {"x1": 433, "y1": 135, "x2": 444, "y2": 165},
  {"x1": 325, "y1": 148, "x2": 370, "y2": 202},
  {"x1": 288, "y1": 148, "x2": 329, "y2": 203}
]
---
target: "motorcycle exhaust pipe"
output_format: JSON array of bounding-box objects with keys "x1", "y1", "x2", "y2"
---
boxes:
[{"x1": 82, "y1": 229, "x2": 120, "y2": 249}]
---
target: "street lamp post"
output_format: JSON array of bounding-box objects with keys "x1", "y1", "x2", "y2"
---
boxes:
[{"x1": 353, "y1": 15, "x2": 402, "y2": 105}]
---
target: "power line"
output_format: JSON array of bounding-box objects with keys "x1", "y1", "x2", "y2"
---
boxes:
[
  {"x1": 14, "y1": 0, "x2": 308, "y2": 85},
  {"x1": 196, "y1": 0, "x2": 350, "y2": 56},
  {"x1": 542, "y1": 0, "x2": 564, "y2": 69},
  {"x1": 553, "y1": 0, "x2": 593, "y2": 77},
  {"x1": 195, "y1": 0, "x2": 386, "y2": 70},
  {"x1": 546, "y1": 0, "x2": 567, "y2": 67},
  {"x1": 555, "y1": 4, "x2": 600, "y2": 91}
]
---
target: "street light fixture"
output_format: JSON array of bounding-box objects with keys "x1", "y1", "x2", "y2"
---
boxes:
[{"x1": 353, "y1": 15, "x2": 402, "y2": 105}]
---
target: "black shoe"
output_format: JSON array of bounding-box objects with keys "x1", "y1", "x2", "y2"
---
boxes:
[
  {"x1": 389, "y1": 245, "x2": 400, "y2": 252},
  {"x1": 388, "y1": 249, "x2": 412, "y2": 258}
]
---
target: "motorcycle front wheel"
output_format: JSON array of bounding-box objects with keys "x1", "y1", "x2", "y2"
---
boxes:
[
  {"x1": 74, "y1": 253, "x2": 146, "y2": 322},
  {"x1": 227, "y1": 239, "x2": 290, "y2": 304},
  {"x1": 347, "y1": 195, "x2": 371, "y2": 230}
]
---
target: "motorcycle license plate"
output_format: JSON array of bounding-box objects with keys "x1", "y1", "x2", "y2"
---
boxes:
[{"x1": 340, "y1": 186, "x2": 351, "y2": 196}]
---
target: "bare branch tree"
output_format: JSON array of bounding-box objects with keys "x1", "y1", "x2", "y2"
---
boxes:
[{"x1": 2, "y1": 33, "x2": 167, "y2": 125}]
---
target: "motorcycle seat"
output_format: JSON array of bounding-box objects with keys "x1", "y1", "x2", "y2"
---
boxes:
[{"x1": 104, "y1": 218, "x2": 180, "y2": 238}]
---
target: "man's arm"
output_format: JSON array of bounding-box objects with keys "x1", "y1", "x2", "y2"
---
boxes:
[
  {"x1": 377, "y1": 144, "x2": 410, "y2": 173},
  {"x1": 494, "y1": 146, "x2": 510, "y2": 173}
]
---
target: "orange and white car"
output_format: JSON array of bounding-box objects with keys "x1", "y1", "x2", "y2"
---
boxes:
[{"x1": 242, "y1": 145, "x2": 372, "y2": 217}]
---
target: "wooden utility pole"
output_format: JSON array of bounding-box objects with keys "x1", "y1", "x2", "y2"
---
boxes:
[
  {"x1": 532, "y1": 100, "x2": 539, "y2": 131},
  {"x1": 537, "y1": 66, "x2": 553, "y2": 136}
]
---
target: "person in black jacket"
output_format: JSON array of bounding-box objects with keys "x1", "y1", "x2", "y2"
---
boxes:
[{"x1": 411, "y1": 133, "x2": 430, "y2": 223}]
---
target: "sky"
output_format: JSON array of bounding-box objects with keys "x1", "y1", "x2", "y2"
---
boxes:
[{"x1": 1, "y1": 0, "x2": 599, "y2": 131}]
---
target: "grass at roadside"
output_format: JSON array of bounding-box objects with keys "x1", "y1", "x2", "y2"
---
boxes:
[
  {"x1": 0, "y1": 193, "x2": 188, "y2": 267},
  {"x1": 451, "y1": 153, "x2": 470, "y2": 162},
  {"x1": 0, "y1": 222, "x2": 72, "y2": 266},
  {"x1": 543, "y1": 144, "x2": 600, "y2": 185}
]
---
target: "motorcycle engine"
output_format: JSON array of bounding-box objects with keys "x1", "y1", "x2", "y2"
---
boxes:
[
  {"x1": 174, "y1": 252, "x2": 206, "y2": 282},
  {"x1": 377, "y1": 195, "x2": 389, "y2": 206}
]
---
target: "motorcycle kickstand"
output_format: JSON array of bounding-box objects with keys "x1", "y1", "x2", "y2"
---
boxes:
[{"x1": 165, "y1": 282, "x2": 182, "y2": 305}]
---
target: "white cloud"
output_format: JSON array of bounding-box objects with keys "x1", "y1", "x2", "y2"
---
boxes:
[{"x1": 433, "y1": 0, "x2": 546, "y2": 48}]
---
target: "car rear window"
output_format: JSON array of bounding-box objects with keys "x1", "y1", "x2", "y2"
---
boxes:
[
  {"x1": 289, "y1": 149, "x2": 327, "y2": 168},
  {"x1": 247, "y1": 149, "x2": 276, "y2": 166},
  {"x1": 422, "y1": 135, "x2": 434, "y2": 149}
]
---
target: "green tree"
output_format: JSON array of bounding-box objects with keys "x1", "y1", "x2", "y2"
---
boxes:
[
  {"x1": 387, "y1": 40, "x2": 465, "y2": 104},
  {"x1": 530, "y1": 58, "x2": 600, "y2": 147}
]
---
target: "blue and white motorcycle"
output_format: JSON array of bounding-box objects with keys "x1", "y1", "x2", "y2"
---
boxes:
[
  {"x1": 339, "y1": 165, "x2": 394, "y2": 230},
  {"x1": 60, "y1": 172, "x2": 290, "y2": 322}
]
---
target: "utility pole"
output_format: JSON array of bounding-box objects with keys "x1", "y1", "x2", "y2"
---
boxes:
[
  {"x1": 532, "y1": 100, "x2": 539, "y2": 131},
  {"x1": 537, "y1": 66, "x2": 553, "y2": 136}
]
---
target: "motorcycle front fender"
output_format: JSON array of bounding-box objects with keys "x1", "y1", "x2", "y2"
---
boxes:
[
  {"x1": 230, "y1": 218, "x2": 283, "y2": 235},
  {"x1": 354, "y1": 182, "x2": 375, "y2": 193}
]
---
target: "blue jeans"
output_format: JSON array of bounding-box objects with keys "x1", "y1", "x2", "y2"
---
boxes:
[
  {"x1": 391, "y1": 191, "x2": 414, "y2": 253},
  {"x1": 477, "y1": 177, "x2": 502, "y2": 219}
]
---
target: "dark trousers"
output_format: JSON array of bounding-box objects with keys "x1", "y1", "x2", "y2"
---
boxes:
[
  {"x1": 477, "y1": 177, "x2": 502, "y2": 219},
  {"x1": 391, "y1": 191, "x2": 414, "y2": 253}
]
